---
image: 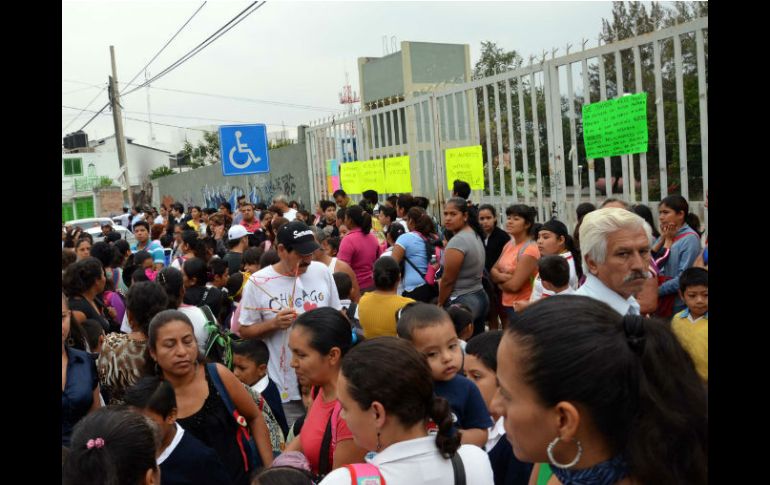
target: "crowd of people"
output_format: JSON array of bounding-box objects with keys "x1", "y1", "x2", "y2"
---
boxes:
[{"x1": 62, "y1": 181, "x2": 708, "y2": 484}]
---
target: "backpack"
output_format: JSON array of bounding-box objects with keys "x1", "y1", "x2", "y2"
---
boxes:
[
  {"x1": 404, "y1": 232, "x2": 443, "y2": 287},
  {"x1": 200, "y1": 300, "x2": 235, "y2": 370},
  {"x1": 342, "y1": 451, "x2": 466, "y2": 485}
]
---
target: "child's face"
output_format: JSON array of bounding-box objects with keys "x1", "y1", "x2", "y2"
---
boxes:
[
  {"x1": 300, "y1": 384, "x2": 314, "y2": 409},
  {"x1": 681, "y1": 284, "x2": 708, "y2": 319},
  {"x1": 411, "y1": 319, "x2": 463, "y2": 382},
  {"x1": 232, "y1": 354, "x2": 267, "y2": 387},
  {"x1": 141, "y1": 258, "x2": 154, "y2": 269},
  {"x1": 458, "y1": 323, "x2": 474, "y2": 342},
  {"x1": 244, "y1": 262, "x2": 259, "y2": 274},
  {"x1": 464, "y1": 353, "x2": 498, "y2": 416}
]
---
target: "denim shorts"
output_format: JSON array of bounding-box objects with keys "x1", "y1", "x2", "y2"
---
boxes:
[{"x1": 446, "y1": 288, "x2": 490, "y2": 336}]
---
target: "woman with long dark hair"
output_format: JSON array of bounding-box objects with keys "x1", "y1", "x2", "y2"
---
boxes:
[
  {"x1": 337, "y1": 205, "x2": 381, "y2": 293},
  {"x1": 490, "y1": 205, "x2": 540, "y2": 322},
  {"x1": 652, "y1": 195, "x2": 702, "y2": 316},
  {"x1": 495, "y1": 295, "x2": 707, "y2": 484},
  {"x1": 281, "y1": 307, "x2": 367, "y2": 480},
  {"x1": 391, "y1": 207, "x2": 441, "y2": 303},
  {"x1": 478, "y1": 204, "x2": 511, "y2": 330},
  {"x1": 144, "y1": 309, "x2": 274, "y2": 485},
  {"x1": 319, "y1": 337, "x2": 494, "y2": 484},
  {"x1": 438, "y1": 198, "x2": 489, "y2": 337}
]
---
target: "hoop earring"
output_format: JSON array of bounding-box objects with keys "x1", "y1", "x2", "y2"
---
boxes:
[{"x1": 547, "y1": 437, "x2": 582, "y2": 469}]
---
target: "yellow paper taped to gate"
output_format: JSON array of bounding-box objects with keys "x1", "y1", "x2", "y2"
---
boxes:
[
  {"x1": 384, "y1": 155, "x2": 412, "y2": 193},
  {"x1": 358, "y1": 159, "x2": 387, "y2": 193},
  {"x1": 340, "y1": 162, "x2": 362, "y2": 194},
  {"x1": 445, "y1": 145, "x2": 485, "y2": 191}
]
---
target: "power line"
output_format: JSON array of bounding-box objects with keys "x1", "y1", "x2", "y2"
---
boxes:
[
  {"x1": 63, "y1": 86, "x2": 108, "y2": 134},
  {"x1": 124, "y1": 2, "x2": 266, "y2": 96},
  {"x1": 74, "y1": 2, "x2": 265, "y2": 133},
  {"x1": 63, "y1": 104, "x2": 296, "y2": 129},
  {"x1": 120, "y1": 1, "x2": 208, "y2": 95},
  {"x1": 146, "y1": 86, "x2": 345, "y2": 113},
  {"x1": 63, "y1": 105, "x2": 210, "y2": 132}
]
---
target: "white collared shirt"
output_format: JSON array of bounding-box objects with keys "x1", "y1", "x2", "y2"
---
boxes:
[
  {"x1": 252, "y1": 374, "x2": 269, "y2": 395},
  {"x1": 157, "y1": 423, "x2": 185, "y2": 465},
  {"x1": 485, "y1": 416, "x2": 506, "y2": 452},
  {"x1": 320, "y1": 435, "x2": 494, "y2": 484},
  {"x1": 575, "y1": 274, "x2": 641, "y2": 316}
]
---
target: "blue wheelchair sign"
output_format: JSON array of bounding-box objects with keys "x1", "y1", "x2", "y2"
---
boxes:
[{"x1": 219, "y1": 124, "x2": 270, "y2": 176}]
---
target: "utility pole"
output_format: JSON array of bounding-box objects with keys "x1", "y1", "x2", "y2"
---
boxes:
[{"x1": 109, "y1": 45, "x2": 133, "y2": 208}]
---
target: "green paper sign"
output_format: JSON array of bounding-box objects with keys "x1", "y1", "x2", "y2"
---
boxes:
[
  {"x1": 582, "y1": 93, "x2": 648, "y2": 159},
  {"x1": 384, "y1": 156, "x2": 412, "y2": 193},
  {"x1": 445, "y1": 145, "x2": 485, "y2": 191}
]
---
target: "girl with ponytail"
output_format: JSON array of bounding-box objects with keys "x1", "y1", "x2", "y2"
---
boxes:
[
  {"x1": 496, "y1": 295, "x2": 707, "y2": 485},
  {"x1": 338, "y1": 205, "x2": 382, "y2": 292},
  {"x1": 439, "y1": 198, "x2": 489, "y2": 337},
  {"x1": 531, "y1": 219, "x2": 581, "y2": 297},
  {"x1": 319, "y1": 337, "x2": 494, "y2": 484}
]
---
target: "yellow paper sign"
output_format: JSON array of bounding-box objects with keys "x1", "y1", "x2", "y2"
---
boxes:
[
  {"x1": 384, "y1": 155, "x2": 412, "y2": 193},
  {"x1": 445, "y1": 145, "x2": 485, "y2": 191},
  {"x1": 359, "y1": 159, "x2": 386, "y2": 193},
  {"x1": 340, "y1": 162, "x2": 361, "y2": 194}
]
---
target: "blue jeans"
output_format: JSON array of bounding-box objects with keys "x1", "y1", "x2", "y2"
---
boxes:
[{"x1": 446, "y1": 288, "x2": 490, "y2": 337}]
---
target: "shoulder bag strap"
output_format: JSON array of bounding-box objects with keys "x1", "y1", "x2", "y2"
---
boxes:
[
  {"x1": 207, "y1": 363, "x2": 256, "y2": 471},
  {"x1": 318, "y1": 406, "x2": 335, "y2": 478},
  {"x1": 451, "y1": 452, "x2": 466, "y2": 485}
]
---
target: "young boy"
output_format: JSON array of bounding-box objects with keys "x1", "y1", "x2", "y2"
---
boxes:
[
  {"x1": 465, "y1": 331, "x2": 533, "y2": 485},
  {"x1": 538, "y1": 255, "x2": 575, "y2": 297},
  {"x1": 513, "y1": 256, "x2": 573, "y2": 312},
  {"x1": 232, "y1": 339, "x2": 290, "y2": 437},
  {"x1": 447, "y1": 303, "x2": 474, "y2": 352},
  {"x1": 333, "y1": 271, "x2": 365, "y2": 340},
  {"x1": 396, "y1": 302, "x2": 492, "y2": 447},
  {"x1": 124, "y1": 376, "x2": 232, "y2": 485},
  {"x1": 670, "y1": 267, "x2": 708, "y2": 383}
]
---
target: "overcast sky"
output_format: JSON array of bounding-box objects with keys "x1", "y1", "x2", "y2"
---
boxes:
[{"x1": 62, "y1": 0, "x2": 617, "y2": 151}]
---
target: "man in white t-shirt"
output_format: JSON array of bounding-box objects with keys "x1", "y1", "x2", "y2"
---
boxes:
[
  {"x1": 271, "y1": 194, "x2": 297, "y2": 221},
  {"x1": 238, "y1": 220, "x2": 340, "y2": 426}
]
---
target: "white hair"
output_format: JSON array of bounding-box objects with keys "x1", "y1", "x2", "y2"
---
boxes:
[
  {"x1": 272, "y1": 194, "x2": 288, "y2": 205},
  {"x1": 580, "y1": 207, "x2": 652, "y2": 269}
]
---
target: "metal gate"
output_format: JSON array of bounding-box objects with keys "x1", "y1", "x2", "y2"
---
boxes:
[{"x1": 305, "y1": 17, "x2": 708, "y2": 230}]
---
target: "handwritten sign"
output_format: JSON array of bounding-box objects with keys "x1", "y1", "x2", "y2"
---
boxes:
[
  {"x1": 384, "y1": 156, "x2": 412, "y2": 193},
  {"x1": 445, "y1": 145, "x2": 485, "y2": 191},
  {"x1": 582, "y1": 93, "x2": 648, "y2": 159},
  {"x1": 359, "y1": 159, "x2": 386, "y2": 193},
  {"x1": 339, "y1": 162, "x2": 361, "y2": 194}
]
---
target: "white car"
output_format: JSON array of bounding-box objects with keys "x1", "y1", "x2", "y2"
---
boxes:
[
  {"x1": 86, "y1": 225, "x2": 136, "y2": 245},
  {"x1": 65, "y1": 217, "x2": 117, "y2": 232}
]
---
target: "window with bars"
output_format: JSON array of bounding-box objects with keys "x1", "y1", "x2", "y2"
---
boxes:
[{"x1": 63, "y1": 158, "x2": 83, "y2": 176}]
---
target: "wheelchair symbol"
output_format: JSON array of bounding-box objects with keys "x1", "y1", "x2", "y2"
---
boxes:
[{"x1": 228, "y1": 131, "x2": 262, "y2": 169}]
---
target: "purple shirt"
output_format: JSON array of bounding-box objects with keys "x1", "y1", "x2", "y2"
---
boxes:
[{"x1": 337, "y1": 228, "x2": 381, "y2": 289}]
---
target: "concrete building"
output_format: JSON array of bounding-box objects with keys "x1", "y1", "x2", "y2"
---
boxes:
[{"x1": 62, "y1": 136, "x2": 170, "y2": 221}]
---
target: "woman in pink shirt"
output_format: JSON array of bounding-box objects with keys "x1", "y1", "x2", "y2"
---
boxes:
[{"x1": 337, "y1": 205, "x2": 382, "y2": 292}]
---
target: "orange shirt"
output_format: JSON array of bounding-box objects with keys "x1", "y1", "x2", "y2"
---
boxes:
[{"x1": 496, "y1": 240, "x2": 540, "y2": 306}]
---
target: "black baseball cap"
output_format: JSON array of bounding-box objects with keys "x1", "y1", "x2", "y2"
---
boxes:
[{"x1": 277, "y1": 221, "x2": 320, "y2": 255}]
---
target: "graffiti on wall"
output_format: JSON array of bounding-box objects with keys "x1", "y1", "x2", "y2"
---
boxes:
[{"x1": 163, "y1": 173, "x2": 299, "y2": 209}]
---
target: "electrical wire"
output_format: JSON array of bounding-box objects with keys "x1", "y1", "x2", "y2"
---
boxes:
[
  {"x1": 73, "y1": 2, "x2": 266, "y2": 132},
  {"x1": 120, "y1": 1, "x2": 208, "y2": 95},
  {"x1": 123, "y1": 2, "x2": 266, "y2": 96}
]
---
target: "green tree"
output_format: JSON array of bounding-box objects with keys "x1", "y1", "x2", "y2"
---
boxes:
[
  {"x1": 149, "y1": 166, "x2": 176, "y2": 180},
  {"x1": 183, "y1": 131, "x2": 221, "y2": 168},
  {"x1": 269, "y1": 138, "x2": 294, "y2": 150},
  {"x1": 586, "y1": 1, "x2": 707, "y2": 199}
]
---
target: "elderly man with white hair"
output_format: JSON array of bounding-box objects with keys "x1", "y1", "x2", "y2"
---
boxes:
[
  {"x1": 575, "y1": 207, "x2": 653, "y2": 316},
  {"x1": 272, "y1": 194, "x2": 297, "y2": 221}
]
